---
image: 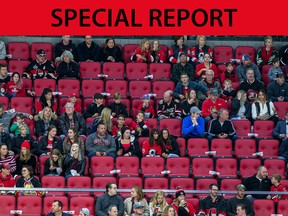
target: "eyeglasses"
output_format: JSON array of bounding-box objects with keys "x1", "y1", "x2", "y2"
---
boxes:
[{"x1": 22, "y1": 169, "x2": 28, "y2": 172}]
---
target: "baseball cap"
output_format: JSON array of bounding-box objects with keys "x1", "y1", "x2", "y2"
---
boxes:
[
  {"x1": 37, "y1": 49, "x2": 46, "y2": 55},
  {"x1": 190, "y1": 106, "x2": 201, "y2": 114},
  {"x1": 242, "y1": 54, "x2": 251, "y2": 61},
  {"x1": 80, "y1": 208, "x2": 90, "y2": 216},
  {"x1": 70, "y1": 92, "x2": 77, "y2": 98},
  {"x1": 210, "y1": 88, "x2": 219, "y2": 96},
  {"x1": 1, "y1": 163, "x2": 11, "y2": 170},
  {"x1": 133, "y1": 202, "x2": 145, "y2": 209},
  {"x1": 276, "y1": 72, "x2": 284, "y2": 78},
  {"x1": 236, "y1": 184, "x2": 246, "y2": 191},
  {"x1": 141, "y1": 94, "x2": 150, "y2": 100},
  {"x1": 175, "y1": 188, "x2": 186, "y2": 199}
]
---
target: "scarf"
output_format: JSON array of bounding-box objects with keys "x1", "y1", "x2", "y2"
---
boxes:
[{"x1": 261, "y1": 46, "x2": 273, "y2": 64}]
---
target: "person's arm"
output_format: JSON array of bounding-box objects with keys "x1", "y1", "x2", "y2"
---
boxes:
[
  {"x1": 10, "y1": 123, "x2": 18, "y2": 133},
  {"x1": 228, "y1": 121, "x2": 236, "y2": 136},
  {"x1": 93, "y1": 44, "x2": 100, "y2": 62},
  {"x1": 78, "y1": 157, "x2": 86, "y2": 175},
  {"x1": 170, "y1": 137, "x2": 180, "y2": 156},
  {"x1": 77, "y1": 43, "x2": 85, "y2": 62},
  {"x1": 117, "y1": 196, "x2": 125, "y2": 216},
  {"x1": 106, "y1": 136, "x2": 116, "y2": 154},
  {"x1": 173, "y1": 83, "x2": 181, "y2": 98},
  {"x1": 86, "y1": 135, "x2": 96, "y2": 156},
  {"x1": 95, "y1": 197, "x2": 108, "y2": 216},
  {"x1": 77, "y1": 113, "x2": 86, "y2": 135},
  {"x1": 115, "y1": 46, "x2": 123, "y2": 62},
  {"x1": 83, "y1": 103, "x2": 95, "y2": 119},
  {"x1": 182, "y1": 117, "x2": 193, "y2": 136},
  {"x1": 171, "y1": 64, "x2": 180, "y2": 84},
  {"x1": 168, "y1": 46, "x2": 177, "y2": 63},
  {"x1": 267, "y1": 84, "x2": 278, "y2": 102},
  {"x1": 38, "y1": 137, "x2": 47, "y2": 155}
]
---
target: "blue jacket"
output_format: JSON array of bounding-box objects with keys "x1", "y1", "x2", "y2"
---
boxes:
[
  {"x1": 182, "y1": 115, "x2": 205, "y2": 137},
  {"x1": 174, "y1": 81, "x2": 208, "y2": 101},
  {"x1": 273, "y1": 120, "x2": 287, "y2": 139}
]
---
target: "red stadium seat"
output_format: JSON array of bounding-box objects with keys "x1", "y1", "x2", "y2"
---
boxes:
[
  {"x1": 166, "y1": 157, "x2": 190, "y2": 177},
  {"x1": 83, "y1": 98, "x2": 94, "y2": 112},
  {"x1": 191, "y1": 157, "x2": 214, "y2": 178},
  {"x1": 141, "y1": 157, "x2": 165, "y2": 176},
  {"x1": 234, "y1": 139, "x2": 256, "y2": 158},
  {"x1": 129, "y1": 80, "x2": 152, "y2": 99},
  {"x1": 144, "y1": 177, "x2": 169, "y2": 197},
  {"x1": 41, "y1": 176, "x2": 65, "y2": 196},
  {"x1": 102, "y1": 62, "x2": 125, "y2": 79},
  {"x1": 93, "y1": 176, "x2": 117, "y2": 197},
  {"x1": 220, "y1": 178, "x2": 242, "y2": 198},
  {"x1": 264, "y1": 159, "x2": 286, "y2": 179},
  {"x1": 67, "y1": 176, "x2": 91, "y2": 197},
  {"x1": 152, "y1": 81, "x2": 175, "y2": 99},
  {"x1": 274, "y1": 102, "x2": 288, "y2": 119},
  {"x1": 170, "y1": 177, "x2": 194, "y2": 197},
  {"x1": 195, "y1": 178, "x2": 218, "y2": 198},
  {"x1": 0, "y1": 59, "x2": 7, "y2": 64},
  {"x1": 70, "y1": 196, "x2": 95, "y2": 216},
  {"x1": 79, "y1": 62, "x2": 101, "y2": 79},
  {"x1": 215, "y1": 158, "x2": 237, "y2": 178},
  {"x1": 43, "y1": 196, "x2": 68, "y2": 215},
  {"x1": 59, "y1": 97, "x2": 82, "y2": 114},
  {"x1": 126, "y1": 63, "x2": 148, "y2": 80},
  {"x1": 7, "y1": 42, "x2": 30, "y2": 60},
  {"x1": 176, "y1": 137, "x2": 187, "y2": 157},
  {"x1": 213, "y1": 46, "x2": 233, "y2": 65},
  {"x1": 0, "y1": 96, "x2": 9, "y2": 110},
  {"x1": 118, "y1": 176, "x2": 143, "y2": 197},
  {"x1": 131, "y1": 99, "x2": 155, "y2": 119},
  {"x1": 34, "y1": 79, "x2": 56, "y2": 96},
  {"x1": 211, "y1": 139, "x2": 233, "y2": 157},
  {"x1": 232, "y1": 120, "x2": 251, "y2": 139},
  {"x1": 187, "y1": 138, "x2": 209, "y2": 158},
  {"x1": 160, "y1": 45, "x2": 169, "y2": 63},
  {"x1": 159, "y1": 119, "x2": 182, "y2": 137},
  {"x1": 90, "y1": 156, "x2": 114, "y2": 177},
  {"x1": 112, "y1": 117, "x2": 133, "y2": 128},
  {"x1": 253, "y1": 120, "x2": 274, "y2": 139},
  {"x1": 0, "y1": 195, "x2": 16, "y2": 215},
  {"x1": 81, "y1": 79, "x2": 104, "y2": 97},
  {"x1": 149, "y1": 63, "x2": 171, "y2": 81},
  {"x1": 31, "y1": 42, "x2": 53, "y2": 60},
  {"x1": 145, "y1": 118, "x2": 158, "y2": 132},
  {"x1": 39, "y1": 155, "x2": 50, "y2": 177},
  {"x1": 253, "y1": 200, "x2": 274, "y2": 216},
  {"x1": 186, "y1": 198, "x2": 200, "y2": 212},
  {"x1": 105, "y1": 80, "x2": 128, "y2": 98},
  {"x1": 262, "y1": 65, "x2": 273, "y2": 88},
  {"x1": 8, "y1": 60, "x2": 30, "y2": 75},
  {"x1": 57, "y1": 79, "x2": 80, "y2": 97},
  {"x1": 238, "y1": 158, "x2": 261, "y2": 178},
  {"x1": 258, "y1": 139, "x2": 279, "y2": 158},
  {"x1": 115, "y1": 156, "x2": 140, "y2": 177},
  {"x1": 10, "y1": 97, "x2": 33, "y2": 114},
  {"x1": 22, "y1": 78, "x2": 32, "y2": 92},
  {"x1": 235, "y1": 46, "x2": 256, "y2": 63},
  {"x1": 122, "y1": 44, "x2": 139, "y2": 63},
  {"x1": 277, "y1": 200, "x2": 288, "y2": 215},
  {"x1": 17, "y1": 196, "x2": 42, "y2": 216}
]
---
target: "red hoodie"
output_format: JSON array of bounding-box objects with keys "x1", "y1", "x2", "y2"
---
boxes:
[{"x1": 0, "y1": 171, "x2": 16, "y2": 188}]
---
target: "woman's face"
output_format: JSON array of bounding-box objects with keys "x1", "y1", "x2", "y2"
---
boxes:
[
  {"x1": 63, "y1": 55, "x2": 71, "y2": 63},
  {"x1": 123, "y1": 129, "x2": 130, "y2": 139},
  {"x1": 176, "y1": 37, "x2": 184, "y2": 45},
  {"x1": 153, "y1": 41, "x2": 159, "y2": 50},
  {"x1": 45, "y1": 92, "x2": 52, "y2": 100},
  {"x1": 265, "y1": 39, "x2": 273, "y2": 48},
  {"x1": 242, "y1": 93, "x2": 247, "y2": 101},
  {"x1": 157, "y1": 195, "x2": 164, "y2": 204},
  {"x1": 131, "y1": 188, "x2": 137, "y2": 198},
  {"x1": 49, "y1": 128, "x2": 57, "y2": 138},
  {"x1": 144, "y1": 41, "x2": 150, "y2": 50},
  {"x1": 21, "y1": 147, "x2": 27, "y2": 155},
  {"x1": 43, "y1": 108, "x2": 51, "y2": 117},
  {"x1": 68, "y1": 129, "x2": 75, "y2": 139},
  {"x1": 12, "y1": 74, "x2": 20, "y2": 83},
  {"x1": 198, "y1": 37, "x2": 206, "y2": 46},
  {"x1": 162, "y1": 130, "x2": 169, "y2": 140},
  {"x1": 51, "y1": 154, "x2": 59, "y2": 162},
  {"x1": 168, "y1": 207, "x2": 175, "y2": 216},
  {"x1": 117, "y1": 117, "x2": 125, "y2": 125},
  {"x1": 21, "y1": 167, "x2": 30, "y2": 178},
  {"x1": 204, "y1": 54, "x2": 210, "y2": 62},
  {"x1": 107, "y1": 39, "x2": 115, "y2": 48},
  {"x1": 258, "y1": 92, "x2": 265, "y2": 101},
  {"x1": 189, "y1": 90, "x2": 196, "y2": 99},
  {"x1": 71, "y1": 143, "x2": 79, "y2": 153},
  {"x1": 0, "y1": 145, "x2": 8, "y2": 156},
  {"x1": 153, "y1": 132, "x2": 159, "y2": 140},
  {"x1": 20, "y1": 127, "x2": 27, "y2": 136}
]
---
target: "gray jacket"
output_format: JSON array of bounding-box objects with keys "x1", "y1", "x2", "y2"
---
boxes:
[
  {"x1": 86, "y1": 132, "x2": 116, "y2": 155},
  {"x1": 0, "y1": 111, "x2": 30, "y2": 133},
  {"x1": 236, "y1": 62, "x2": 261, "y2": 82},
  {"x1": 0, "y1": 41, "x2": 6, "y2": 60},
  {"x1": 124, "y1": 197, "x2": 149, "y2": 216}
]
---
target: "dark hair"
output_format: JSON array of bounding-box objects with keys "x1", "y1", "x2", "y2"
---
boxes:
[
  {"x1": 209, "y1": 183, "x2": 219, "y2": 190},
  {"x1": 0, "y1": 63, "x2": 7, "y2": 69},
  {"x1": 272, "y1": 57, "x2": 279, "y2": 64},
  {"x1": 236, "y1": 204, "x2": 246, "y2": 212},
  {"x1": 39, "y1": 88, "x2": 55, "y2": 110},
  {"x1": 47, "y1": 125, "x2": 57, "y2": 135},
  {"x1": 53, "y1": 200, "x2": 63, "y2": 208},
  {"x1": 149, "y1": 129, "x2": 161, "y2": 147},
  {"x1": 94, "y1": 93, "x2": 103, "y2": 100},
  {"x1": 67, "y1": 127, "x2": 79, "y2": 143},
  {"x1": 173, "y1": 36, "x2": 184, "y2": 44},
  {"x1": 105, "y1": 37, "x2": 116, "y2": 48},
  {"x1": 159, "y1": 128, "x2": 172, "y2": 146},
  {"x1": 16, "y1": 113, "x2": 25, "y2": 119},
  {"x1": 118, "y1": 114, "x2": 125, "y2": 120},
  {"x1": 106, "y1": 182, "x2": 116, "y2": 192},
  {"x1": 97, "y1": 122, "x2": 106, "y2": 129},
  {"x1": 22, "y1": 165, "x2": 34, "y2": 176},
  {"x1": 0, "y1": 143, "x2": 8, "y2": 158},
  {"x1": 120, "y1": 126, "x2": 130, "y2": 139},
  {"x1": 225, "y1": 61, "x2": 233, "y2": 67},
  {"x1": 0, "y1": 104, "x2": 4, "y2": 109},
  {"x1": 180, "y1": 72, "x2": 189, "y2": 78}
]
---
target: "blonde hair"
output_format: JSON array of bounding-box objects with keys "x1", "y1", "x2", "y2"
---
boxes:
[
  {"x1": 140, "y1": 38, "x2": 150, "y2": 52},
  {"x1": 149, "y1": 190, "x2": 168, "y2": 210},
  {"x1": 196, "y1": 35, "x2": 206, "y2": 43},
  {"x1": 49, "y1": 149, "x2": 63, "y2": 168},
  {"x1": 132, "y1": 186, "x2": 145, "y2": 201},
  {"x1": 224, "y1": 79, "x2": 232, "y2": 84},
  {"x1": 34, "y1": 106, "x2": 57, "y2": 121},
  {"x1": 113, "y1": 92, "x2": 121, "y2": 100},
  {"x1": 162, "y1": 206, "x2": 177, "y2": 216},
  {"x1": 100, "y1": 108, "x2": 112, "y2": 132},
  {"x1": 70, "y1": 143, "x2": 83, "y2": 161}
]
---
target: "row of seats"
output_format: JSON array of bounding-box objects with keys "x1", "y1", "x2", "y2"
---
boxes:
[
  {"x1": 2, "y1": 194, "x2": 287, "y2": 216},
  {"x1": 4, "y1": 41, "x2": 258, "y2": 64}
]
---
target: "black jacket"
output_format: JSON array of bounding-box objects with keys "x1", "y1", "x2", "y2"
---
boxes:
[
  {"x1": 162, "y1": 136, "x2": 180, "y2": 156},
  {"x1": 63, "y1": 153, "x2": 86, "y2": 176},
  {"x1": 12, "y1": 135, "x2": 36, "y2": 155},
  {"x1": 38, "y1": 136, "x2": 63, "y2": 156},
  {"x1": 58, "y1": 112, "x2": 86, "y2": 136},
  {"x1": 83, "y1": 102, "x2": 105, "y2": 119},
  {"x1": 229, "y1": 98, "x2": 252, "y2": 119},
  {"x1": 54, "y1": 39, "x2": 77, "y2": 59},
  {"x1": 267, "y1": 81, "x2": 288, "y2": 102},
  {"x1": 0, "y1": 132, "x2": 12, "y2": 150},
  {"x1": 35, "y1": 119, "x2": 58, "y2": 137},
  {"x1": 99, "y1": 46, "x2": 123, "y2": 62},
  {"x1": 77, "y1": 41, "x2": 100, "y2": 62},
  {"x1": 15, "y1": 155, "x2": 37, "y2": 175},
  {"x1": 44, "y1": 157, "x2": 62, "y2": 176},
  {"x1": 56, "y1": 61, "x2": 79, "y2": 79},
  {"x1": 108, "y1": 102, "x2": 128, "y2": 117},
  {"x1": 243, "y1": 174, "x2": 272, "y2": 199},
  {"x1": 115, "y1": 137, "x2": 141, "y2": 158}
]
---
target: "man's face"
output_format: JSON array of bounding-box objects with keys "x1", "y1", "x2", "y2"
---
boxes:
[
  {"x1": 243, "y1": 59, "x2": 251, "y2": 67},
  {"x1": 1, "y1": 167, "x2": 10, "y2": 176},
  {"x1": 97, "y1": 124, "x2": 106, "y2": 136},
  {"x1": 51, "y1": 202, "x2": 61, "y2": 213},
  {"x1": 0, "y1": 67, "x2": 7, "y2": 77},
  {"x1": 181, "y1": 75, "x2": 189, "y2": 84},
  {"x1": 180, "y1": 54, "x2": 187, "y2": 63},
  {"x1": 62, "y1": 35, "x2": 70, "y2": 44},
  {"x1": 236, "y1": 189, "x2": 245, "y2": 199},
  {"x1": 209, "y1": 186, "x2": 218, "y2": 197},
  {"x1": 85, "y1": 35, "x2": 93, "y2": 45},
  {"x1": 108, "y1": 184, "x2": 118, "y2": 196},
  {"x1": 36, "y1": 54, "x2": 46, "y2": 63},
  {"x1": 236, "y1": 206, "x2": 245, "y2": 216},
  {"x1": 258, "y1": 167, "x2": 268, "y2": 179},
  {"x1": 246, "y1": 70, "x2": 254, "y2": 80},
  {"x1": 220, "y1": 110, "x2": 229, "y2": 121},
  {"x1": 65, "y1": 104, "x2": 74, "y2": 115},
  {"x1": 108, "y1": 207, "x2": 118, "y2": 216},
  {"x1": 163, "y1": 92, "x2": 171, "y2": 103},
  {"x1": 277, "y1": 76, "x2": 285, "y2": 85},
  {"x1": 206, "y1": 72, "x2": 214, "y2": 82},
  {"x1": 134, "y1": 207, "x2": 144, "y2": 215}
]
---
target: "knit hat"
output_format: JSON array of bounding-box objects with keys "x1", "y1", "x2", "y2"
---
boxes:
[
  {"x1": 1, "y1": 163, "x2": 11, "y2": 170},
  {"x1": 80, "y1": 208, "x2": 90, "y2": 216},
  {"x1": 21, "y1": 140, "x2": 30, "y2": 150},
  {"x1": 175, "y1": 188, "x2": 185, "y2": 199},
  {"x1": 37, "y1": 49, "x2": 46, "y2": 55}
]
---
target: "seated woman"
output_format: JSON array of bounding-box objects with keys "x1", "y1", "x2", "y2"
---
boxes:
[
  {"x1": 115, "y1": 126, "x2": 141, "y2": 158},
  {"x1": 168, "y1": 36, "x2": 189, "y2": 64},
  {"x1": 63, "y1": 143, "x2": 86, "y2": 179},
  {"x1": 256, "y1": 36, "x2": 278, "y2": 70},
  {"x1": 99, "y1": 37, "x2": 123, "y2": 63},
  {"x1": 130, "y1": 111, "x2": 149, "y2": 137},
  {"x1": 12, "y1": 125, "x2": 36, "y2": 155},
  {"x1": 159, "y1": 129, "x2": 180, "y2": 158},
  {"x1": 151, "y1": 40, "x2": 165, "y2": 63},
  {"x1": 230, "y1": 90, "x2": 251, "y2": 120},
  {"x1": 131, "y1": 38, "x2": 153, "y2": 63},
  {"x1": 124, "y1": 186, "x2": 150, "y2": 216},
  {"x1": 181, "y1": 89, "x2": 202, "y2": 117},
  {"x1": 90, "y1": 107, "x2": 113, "y2": 135},
  {"x1": 142, "y1": 129, "x2": 162, "y2": 157},
  {"x1": 35, "y1": 88, "x2": 57, "y2": 113},
  {"x1": 251, "y1": 89, "x2": 278, "y2": 124},
  {"x1": 149, "y1": 190, "x2": 168, "y2": 216},
  {"x1": 112, "y1": 114, "x2": 127, "y2": 138},
  {"x1": 195, "y1": 53, "x2": 218, "y2": 80},
  {"x1": 5, "y1": 72, "x2": 35, "y2": 99},
  {"x1": 162, "y1": 206, "x2": 177, "y2": 216},
  {"x1": 44, "y1": 149, "x2": 63, "y2": 176},
  {"x1": 15, "y1": 165, "x2": 43, "y2": 197},
  {"x1": 62, "y1": 128, "x2": 85, "y2": 155},
  {"x1": 34, "y1": 106, "x2": 58, "y2": 137},
  {"x1": 171, "y1": 188, "x2": 195, "y2": 216},
  {"x1": 38, "y1": 125, "x2": 63, "y2": 156},
  {"x1": 56, "y1": 50, "x2": 79, "y2": 79},
  {"x1": 15, "y1": 140, "x2": 37, "y2": 175},
  {"x1": 0, "y1": 143, "x2": 16, "y2": 175},
  {"x1": 190, "y1": 35, "x2": 213, "y2": 67}
]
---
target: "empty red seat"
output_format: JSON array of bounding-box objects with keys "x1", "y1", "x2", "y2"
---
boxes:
[
  {"x1": 70, "y1": 196, "x2": 95, "y2": 216},
  {"x1": 264, "y1": 158, "x2": 286, "y2": 178},
  {"x1": 152, "y1": 81, "x2": 175, "y2": 99},
  {"x1": 39, "y1": 155, "x2": 50, "y2": 177},
  {"x1": 170, "y1": 177, "x2": 194, "y2": 197},
  {"x1": 126, "y1": 63, "x2": 148, "y2": 80},
  {"x1": 258, "y1": 139, "x2": 279, "y2": 158},
  {"x1": 234, "y1": 139, "x2": 256, "y2": 158},
  {"x1": 141, "y1": 157, "x2": 164, "y2": 176},
  {"x1": 93, "y1": 176, "x2": 117, "y2": 197},
  {"x1": 0, "y1": 195, "x2": 16, "y2": 215},
  {"x1": 274, "y1": 102, "x2": 288, "y2": 119},
  {"x1": 213, "y1": 46, "x2": 233, "y2": 64},
  {"x1": 118, "y1": 176, "x2": 143, "y2": 197},
  {"x1": 8, "y1": 60, "x2": 30, "y2": 75},
  {"x1": 232, "y1": 120, "x2": 251, "y2": 139},
  {"x1": 159, "y1": 119, "x2": 182, "y2": 137},
  {"x1": 17, "y1": 196, "x2": 42, "y2": 216},
  {"x1": 115, "y1": 156, "x2": 140, "y2": 177},
  {"x1": 34, "y1": 79, "x2": 56, "y2": 96},
  {"x1": 253, "y1": 120, "x2": 274, "y2": 139},
  {"x1": 102, "y1": 62, "x2": 125, "y2": 79},
  {"x1": 129, "y1": 80, "x2": 151, "y2": 99},
  {"x1": 211, "y1": 139, "x2": 233, "y2": 157},
  {"x1": 238, "y1": 158, "x2": 261, "y2": 178},
  {"x1": 253, "y1": 200, "x2": 274, "y2": 216},
  {"x1": 7, "y1": 42, "x2": 30, "y2": 60},
  {"x1": 122, "y1": 44, "x2": 139, "y2": 63},
  {"x1": 220, "y1": 178, "x2": 242, "y2": 198},
  {"x1": 0, "y1": 96, "x2": 9, "y2": 110},
  {"x1": 90, "y1": 156, "x2": 114, "y2": 177},
  {"x1": 105, "y1": 80, "x2": 128, "y2": 98},
  {"x1": 235, "y1": 46, "x2": 256, "y2": 63},
  {"x1": 145, "y1": 118, "x2": 158, "y2": 132},
  {"x1": 10, "y1": 97, "x2": 33, "y2": 114},
  {"x1": 31, "y1": 42, "x2": 53, "y2": 60},
  {"x1": 215, "y1": 158, "x2": 237, "y2": 178},
  {"x1": 277, "y1": 200, "x2": 288, "y2": 215},
  {"x1": 144, "y1": 177, "x2": 169, "y2": 197},
  {"x1": 43, "y1": 196, "x2": 68, "y2": 215},
  {"x1": 67, "y1": 176, "x2": 91, "y2": 197},
  {"x1": 57, "y1": 79, "x2": 80, "y2": 97},
  {"x1": 262, "y1": 65, "x2": 273, "y2": 87},
  {"x1": 79, "y1": 62, "x2": 101, "y2": 79},
  {"x1": 149, "y1": 63, "x2": 171, "y2": 81},
  {"x1": 176, "y1": 137, "x2": 187, "y2": 157},
  {"x1": 166, "y1": 157, "x2": 190, "y2": 177},
  {"x1": 191, "y1": 157, "x2": 214, "y2": 178},
  {"x1": 81, "y1": 79, "x2": 104, "y2": 97},
  {"x1": 187, "y1": 138, "x2": 209, "y2": 157},
  {"x1": 41, "y1": 176, "x2": 65, "y2": 196}
]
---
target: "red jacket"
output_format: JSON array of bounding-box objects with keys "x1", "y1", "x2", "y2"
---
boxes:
[
  {"x1": 5, "y1": 81, "x2": 26, "y2": 97},
  {"x1": 171, "y1": 202, "x2": 196, "y2": 216},
  {"x1": 196, "y1": 63, "x2": 219, "y2": 78},
  {"x1": 132, "y1": 47, "x2": 152, "y2": 63},
  {"x1": 35, "y1": 99, "x2": 58, "y2": 113},
  {"x1": 142, "y1": 140, "x2": 162, "y2": 156},
  {"x1": 271, "y1": 184, "x2": 288, "y2": 202},
  {"x1": 201, "y1": 98, "x2": 227, "y2": 118},
  {"x1": 136, "y1": 104, "x2": 156, "y2": 118},
  {"x1": 0, "y1": 172, "x2": 16, "y2": 188}
]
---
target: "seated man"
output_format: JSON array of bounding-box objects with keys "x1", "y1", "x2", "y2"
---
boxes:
[
  {"x1": 157, "y1": 90, "x2": 182, "y2": 121},
  {"x1": 77, "y1": 35, "x2": 100, "y2": 62},
  {"x1": 207, "y1": 108, "x2": 237, "y2": 143},
  {"x1": 174, "y1": 72, "x2": 208, "y2": 101},
  {"x1": 108, "y1": 92, "x2": 128, "y2": 118},
  {"x1": 86, "y1": 123, "x2": 116, "y2": 158},
  {"x1": 22, "y1": 49, "x2": 57, "y2": 80},
  {"x1": 199, "y1": 69, "x2": 222, "y2": 96},
  {"x1": 0, "y1": 63, "x2": 10, "y2": 96},
  {"x1": 267, "y1": 72, "x2": 288, "y2": 102},
  {"x1": 236, "y1": 54, "x2": 261, "y2": 83},
  {"x1": 182, "y1": 106, "x2": 205, "y2": 138},
  {"x1": 83, "y1": 93, "x2": 105, "y2": 119},
  {"x1": 54, "y1": 35, "x2": 77, "y2": 63}
]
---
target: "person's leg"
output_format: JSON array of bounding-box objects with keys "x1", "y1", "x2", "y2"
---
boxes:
[
  {"x1": 107, "y1": 152, "x2": 116, "y2": 158},
  {"x1": 87, "y1": 152, "x2": 96, "y2": 159}
]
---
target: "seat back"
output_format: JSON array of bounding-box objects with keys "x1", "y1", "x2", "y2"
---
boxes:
[
  {"x1": 213, "y1": 46, "x2": 233, "y2": 64},
  {"x1": 215, "y1": 158, "x2": 237, "y2": 178},
  {"x1": 253, "y1": 200, "x2": 274, "y2": 216},
  {"x1": 102, "y1": 62, "x2": 125, "y2": 79},
  {"x1": 81, "y1": 79, "x2": 104, "y2": 97},
  {"x1": 34, "y1": 79, "x2": 56, "y2": 96},
  {"x1": 93, "y1": 176, "x2": 117, "y2": 197},
  {"x1": 166, "y1": 157, "x2": 190, "y2": 177},
  {"x1": 192, "y1": 158, "x2": 214, "y2": 177},
  {"x1": 57, "y1": 79, "x2": 80, "y2": 97},
  {"x1": 7, "y1": 42, "x2": 30, "y2": 60},
  {"x1": 90, "y1": 156, "x2": 114, "y2": 177},
  {"x1": 235, "y1": 46, "x2": 256, "y2": 63},
  {"x1": 41, "y1": 176, "x2": 65, "y2": 196},
  {"x1": 43, "y1": 196, "x2": 68, "y2": 215},
  {"x1": 159, "y1": 119, "x2": 182, "y2": 137},
  {"x1": 79, "y1": 62, "x2": 101, "y2": 79},
  {"x1": 129, "y1": 80, "x2": 152, "y2": 99},
  {"x1": 239, "y1": 158, "x2": 261, "y2": 178},
  {"x1": 8, "y1": 60, "x2": 30, "y2": 75},
  {"x1": 149, "y1": 63, "x2": 171, "y2": 81},
  {"x1": 234, "y1": 139, "x2": 256, "y2": 158},
  {"x1": 105, "y1": 80, "x2": 128, "y2": 98},
  {"x1": 253, "y1": 120, "x2": 274, "y2": 139},
  {"x1": 141, "y1": 157, "x2": 165, "y2": 176},
  {"x1": 17, "y1": 196, "x2": 42, "y2": 215},
  {"x1": 126, "y1": 63, "x2": 148, "y2": 80},
  {"x1": 0, "y1": 195, "x2": 16, "y2": 215},
  {"x1": 31, "y1": 42, "x2": 53, "y2": 60},
  {"x1": 187, "y1": 138, "x2": 209, "y2": 157},
  {"x1": 123, "y1": 44, "x2": 139, "y2": 63},
  {"x1": 211, "y1": 139, "x2": 233, "y2": 157},
  {"x1": 67, "y1": 176, "x2": 91, "y2": 197},
  {"x1": 144, "y1": 177, "x2": 169, "y2": 197},
  {"x1": 69, "y1": 196, "x2": 95, "y2": 216},
  {"x1": 115, "y1": 156, "x2": 139, "y2": 176},
  {"x1": 232, "y1": 120, "x2": 251, "y2": 138},
  {"x1": 170, "y1": 177, "x2": 194, "y2": 197},
  {"x1": 10, "y1": 97, "x2": 33, "y2": 114},
  {"x1": 118, "y1": 177, "x2": 143, "y2": 197},
  {"x1": 258, "y1": 139, "x2": 279, "y2": 158},
  {"x1": 152, "y1": 81, "x2": 175, "y2": 99},
  {"x1": 264, "y1": 159, "x2": 286, "y2": 178}
]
